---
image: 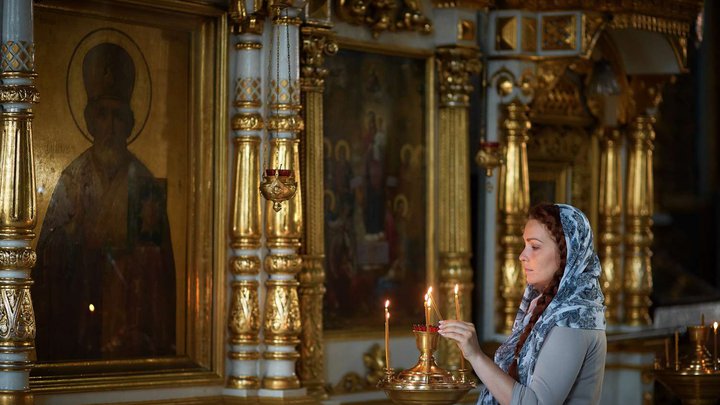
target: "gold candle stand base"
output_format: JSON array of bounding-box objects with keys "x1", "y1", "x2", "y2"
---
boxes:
[
  {"x1": 655, "y1": 325, "x2": 720, "y2": 405},
  {"x1": 378, "y1": 330, "x2": 475, "y2": 405}
]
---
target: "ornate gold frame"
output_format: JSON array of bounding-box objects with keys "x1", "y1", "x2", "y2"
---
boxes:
[
  {"x1": 30, "y1": 0, "x2": 227, "y2": 392},
  {"x1": 322, "y1": 38, "x2": 436, "y2": 340}
]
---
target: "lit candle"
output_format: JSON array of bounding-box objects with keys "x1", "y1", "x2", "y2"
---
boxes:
[
  {"x1": 713, "y1": 322, "x2": 718, "y2": 371},
  {"x1": 675, "y1": 330, "x2": 680, "y2": 370},
  {"x1": 385, "y1": 300, "x2": 391, "y2": 370},
  {"x1": 424, "y1": 294, "x2": 431, "y2": 329},
  {"x1": 427, "y1": 287, "x2": 443, "y2": 321},
  {"x1": 454, "y1": 284, "x2": 465, "y2": 370}
]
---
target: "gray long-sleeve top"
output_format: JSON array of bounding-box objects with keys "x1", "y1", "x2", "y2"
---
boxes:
[{"x1": 511, "y1": 326, "x2": 607, "y2": 405}]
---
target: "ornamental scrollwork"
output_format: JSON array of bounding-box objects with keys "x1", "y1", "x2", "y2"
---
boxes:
[
  {"x1": 264, "y1": 282, "x2": 302, "y2": 336},
  {"x1": 436, "y1": 47, "x2": 481, "y2": 107},
  {"x1": 0, "y1": 85, "x2": 39, "y2": 104},
  {"x1": 0, "y1": 248, "x2": 36, "y2": 269},
  {"x1": 0, "y1": 287, "x2": 35, "y2": 341},
  {"x1": 300, "y1": 27, "x2": 338, "y2": 91},
  {"x1": 335, "y1": 0, "x2": 433, "y2": 38},
  {"x1": 229, "y1": 281, "x2": 260, "y2": 342}
]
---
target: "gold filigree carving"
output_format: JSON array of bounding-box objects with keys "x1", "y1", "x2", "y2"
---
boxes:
[
  {"x1": 495, "y1": 16, "x2": 517, "y2": 51},
  {"x1": 266, "y1": 113, "x2": 305, "y2": 133},
  {"x1": 229, "y1": 280, "x2": 260, "y2": 344},
  {"x1": 274, "y1": 15, "x2": 304, "y2": 26},
  {"x1": 265, "y1": 254, "x2": 303, "y2": 275},
  {"x1": 231, "y1": 112, "x2": 264, "y2": 131},
  {"x1": 531, "y1": 62, "x2": 592, "y2": 124},
  {"x1": 235, "y1": 42, "x2": 262, "y2": 50},
  {"x1": 300, "y1": 26, "x2": 338, "y2": 92},
  {"x1": 0, "y1": 248, "x2": 36, "y2": 269},
  {"x1": 436, "y1": 46, "x2": 481, "y2": 107},
  {"x1": 0, "y1": 286, "x2": 34, "y2": 341},
  {"x1": 541, "y1": 14, "x2": 576, "y2": 51},
  {"x1": 335, "y1": 0, "x2": 433, "y2": 38},
  {"x1": 609, "y1": 13, "x2": 691, "y2": 37},
  {"x1": 431, "y1": 0, "x2": 492, "y2": 9},
  {"x1": 263, "y1": 280, "x2": 302, "y2": 341},
  {"x1": 498, "y1": 0, "x2": 701, "y2": 23},
  {"x1": 0, "y1": 85, "x2": 39, "y2": 104},
  {"x1": 231, "y1": 256, "x2": 261, "y2": 275}
]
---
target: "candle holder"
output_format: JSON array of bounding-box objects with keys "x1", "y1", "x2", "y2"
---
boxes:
[
  {"x1": 378, "y1": 325, "x2": 475, "y2": 404},
  {"x1": 474, "y1": 140, "x2": 503, "y2": 177},
  {"x1": 259, "y1": 168, "x2": 297, "y2": 212},
  {"x1": 654, "y1": 323, "x2": 720, "y2": 405}
]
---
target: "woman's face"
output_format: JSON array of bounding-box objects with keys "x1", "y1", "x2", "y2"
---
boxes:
[{"x1": 519, "y1": 219, "x2": 561, "y2": 291}]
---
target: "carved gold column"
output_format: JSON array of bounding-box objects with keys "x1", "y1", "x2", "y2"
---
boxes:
[
  {"x1": 497, "y1": 101, "x2": 530, "y2": 335},
  {"x1": 598, "y1": 128, "x2": 623, "y2": 325},
  {"x1": 623, "y1": 115, "x2": 655, "y2": 326},
  {"x1": 436, "y1": 46, "x2": 480, "y2": 367},
  {"x1": 262, "y1": 5, "x2": 304, "y2": 390},
  {"x1": 298, "y1": 24, "x2": 336, "y2": 399},
  {"x1": 227, "y1": 13, "x2": 264, "y2": 390},
  {"x1": 0, "y1": 0, "x2": 37, "y2": 403}
]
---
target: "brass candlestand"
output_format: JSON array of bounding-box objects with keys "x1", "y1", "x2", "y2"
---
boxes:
[
  {"x1": 654, "y1": 324, "x2": 720, "y2": 405},
  {"x1": 378, "y1": 326, "x2": 475, "y2": 404}
]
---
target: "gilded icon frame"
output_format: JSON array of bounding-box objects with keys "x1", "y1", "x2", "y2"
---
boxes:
[
  {"x1": 30, "y1": 0, "x2": 226, "y2": 391},
  {"x1": 322, "y1": 39, "x2": 436, "y2": 339}
]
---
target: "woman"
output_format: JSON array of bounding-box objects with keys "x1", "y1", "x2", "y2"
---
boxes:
[{"x1": 439, "y1": 204, "x2": 606, "y2": 405}]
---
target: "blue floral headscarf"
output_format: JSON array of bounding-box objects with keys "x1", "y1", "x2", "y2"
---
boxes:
[{"x1": 478, "y1": 204, "x2": 606, "y2": 405}]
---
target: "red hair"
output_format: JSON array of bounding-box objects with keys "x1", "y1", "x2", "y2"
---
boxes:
[{"x1": 507, "y1": 204, "x2": 567, "y2": 380}]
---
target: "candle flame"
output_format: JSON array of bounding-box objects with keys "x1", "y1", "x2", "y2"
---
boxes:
[
  {"x1": 714, "y1": 322, "x2": 718, "y2": 331},
  {"x1": 454, "y1": 284, "x2": 459, "y2": 295},
  {"x1": 386, "y1": 312, "x2": 390, "y2": 320},
  {"x1": 427, "y1": 296, "x2": 432, "y2": 307},
  {"x1": 428, "y1": 286, "x2": 433, "y2": 295},
  {"x1": 385, "y1": 299, "x2": 390, "y2": 309}
]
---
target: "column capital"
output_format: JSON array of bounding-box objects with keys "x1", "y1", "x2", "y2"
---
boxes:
[
  {"x1": 300, "y1": 26, "x2": 337, "y2": 93},
  {"x1": 436, "y1": 46, "x2": 481, "y2": 107}
]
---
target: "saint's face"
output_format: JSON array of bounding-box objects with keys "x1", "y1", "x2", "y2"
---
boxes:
[
  {"x1": 85, "y1": 98, "x2": 134, "y2": 150},
  {"x1": 519, "y1": 219, "x2": 561, "y2": 292}
]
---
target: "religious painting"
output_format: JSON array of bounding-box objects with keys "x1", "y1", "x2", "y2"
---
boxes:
[
  {"x1": 30, "y1": 1, "x2": 224, "y2": 389},
  {"x1": 323, "y1": 46, "x2": 433, "y2": 335}
]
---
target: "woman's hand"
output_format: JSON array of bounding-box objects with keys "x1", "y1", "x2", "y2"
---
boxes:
[{"x1": 438, "y1": 320, "x2": 483, "y2": 361}]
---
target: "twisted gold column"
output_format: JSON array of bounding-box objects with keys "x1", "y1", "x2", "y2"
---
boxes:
[
  {"x1": 497, "y1": 101, "x2": 530, "y2": 335},
  {"x1": 298, "y1": 25, "x2": 336, "y2": 399},
  {"x1": 598, "y1": 128, "x2": 623, "y2": 325},
  {"x1": 435, "y1": 46, "x2": 480, "y2": 367},
  {"x1": 623, "y1": 115, "x2": 655, "y2": 326},
  {"x1": 0, "y1": 1, "x2": 37, "y2": 403}
]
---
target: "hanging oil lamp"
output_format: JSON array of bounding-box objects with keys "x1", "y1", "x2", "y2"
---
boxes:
[{"x1": 260, "y1": 166, "x2": 297, "y2": 212}]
